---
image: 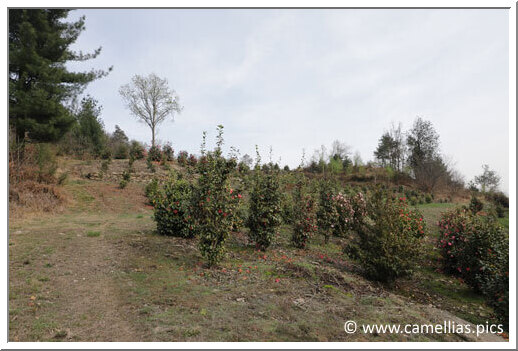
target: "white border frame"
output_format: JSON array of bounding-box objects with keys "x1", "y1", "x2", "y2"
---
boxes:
[{"x1": 2, "y1": 0, "x2": 516, "y2": 349}]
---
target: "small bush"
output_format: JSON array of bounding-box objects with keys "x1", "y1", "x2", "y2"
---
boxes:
[
  {"x1": 438, "y1": 208, "x2": 508, "y2": 328},
  {"x1": 316, "y1": 180, "x2": 338, "y2": 244},
  {"x1": 187, "y1": 154, "x2": 198, "y2": 167},
  {"x1": 152, "y1": 177, "x2": 196, "y2": 238},
  {"x1": 129, "y1": 140, "x2": 145, "y2": 160},
  {"x1": 485, "y1": 191, "x2": 509, "y2": 209},
  {"x1": 469, "y1": 195, "x2": 483, "y2": 214},
  {"x1": 192, "y1": 126, "x2": 241, "y2": 267},
  {"x1": 146, "y1": 157, "x2": 156, "y2": 173},
  {"x1": 36, "y1": 143, "x2": 58, "y2": 183},
  {"x1": 280, "y1": 191, "x2": 294, "y2": 224},
  {"x1": 177, "y1": 151, "x2": 188, "y2": 166},
  {"x1": 291, "y1": 179, "x2": 317, "y2": 249},
  {"x1": 148, "y1": 145, "x2": 162, "y2": 162},
  {"x1": 162, "y1": 144, "x2": 174, "y2": 161},
  {"x1": 333, "y1": 191, "x2": 367, "y2": 238},
  {"x1": 119, "y1": 170, "x2": 130, "y2": 189},
  {"x1": 113, "y1": 143, "x2": 129, "y2": 159},
  {"x1": 247, "y1": 169, "x2": 281, "y2": 250},
  {"x1": 425, "y1": 194, "x2": 432, "y2": 203},
  {"x1": 345, "y1": 190, "x2": 425, "y2": 283},
  {"x1": 145, "y1": 178, "x2": 160, "y2": 202}
]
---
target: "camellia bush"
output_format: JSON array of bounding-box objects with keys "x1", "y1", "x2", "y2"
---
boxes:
[
  {"x1": 152, "y1": 174, "x2": 196, "y2": 238},
  {"x1": 316, "y1": 179, "x2": 338, "y2": 244},
  {"x1": 438, "y1": 208, "x2": 509, "y2": 328},
  {"x1": 147, "y1": 145, "x2": 162, "y2": 162},
  {"x1": 192, "y1": 126, "x2": 241, "y2": 267},
  {"x1": 345, "y1": 190, "x2": 426, "y2": 283},
  {"x1": 291, "y1": 177, "x2": 318, "y2": 249},
  {"x1": 247, "y1": 163, "x2": 282, "y2": 251},
  {"x1": 333, "y1": 191, "x2": 367, "y2": 237}
]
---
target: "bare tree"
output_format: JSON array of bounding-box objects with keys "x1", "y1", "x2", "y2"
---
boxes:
[{"x1": 119, "y1": 73, "x2": 183, "y2": 147}]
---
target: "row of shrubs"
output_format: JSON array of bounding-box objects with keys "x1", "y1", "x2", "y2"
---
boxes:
[
  {"x1": 147, "y1": 128, "x2": 430, "y2": 289},
  {"x1": 437, "y1": 206, "x2": 509, "y2": 328}
]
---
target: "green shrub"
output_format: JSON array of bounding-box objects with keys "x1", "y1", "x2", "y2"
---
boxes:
[
  {"x1": 495, "y1": 204, "x2": 505, "y2": 218},
  {"x1": 148, "y1": 145, "x2": 162, "y2": 162},
  {"x1": 438, "y1": 208, "x2": 508, "y2": 328},
  {"x1": 425, "y1": 194, "x2": 432, "y2": 203},
  {"x1": 291, "y1": 178, "x2": 317, "y2": 249},
  {"x1": 192, "y1": 126, "x2": 241, "y2": 267},
  {"x1": 316, "y1": 180, "x2": 338, "y2": 244},
  {"x1": 119, "y1": 170, "x2": 130, "y2": 189},
  {"x1": 345, "y1": 190, "x2": 425, "y2": 283},
  {"x1": 177, "y1": 151, "x2": 188, "y2": 166},
  {"x1": 152, "y1": 176, "x2": 196, "y2": 238},
  {"x1": 280, "y1": 191, "x2": 294, "y2": 224},
  {"x1": 146, "y1": 157, "x2": 156, "y2": 173},
  {"x1": 247, "y1": 168, "x2": 281, "y2": 250},
  {"x1": 145, "y1": 178, "x2": 160, "y2": 202},
  {"x1": 113, "y1": 143, "x2": 129, "y2": 159},
  {"x1": 469, "y1": 195, "x2": 483, "y2": 214},
  {"x1": 485, "y1": 191, "x2": 509, "y2": 209},
  {"x1": 129, "y1": 140, "x2": 145, "y2": 160},
  {"x1": 162, "y1": 144, "x2": 174, "y2": 161},
  {"x1": 36, "y1": 143, "x2": 58, "y2": 182}
]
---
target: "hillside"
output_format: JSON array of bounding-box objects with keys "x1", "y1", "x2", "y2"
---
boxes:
[{"x1": 8, "y1": 157, "x2": 507, "y2": 342}]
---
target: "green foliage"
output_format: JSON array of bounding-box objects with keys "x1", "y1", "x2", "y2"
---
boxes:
[
  {"x1": 129, "y1": 140, "x2": 145, "y2": 160},
  {"x1": 177, "y1": 151, "x2": 188, "y2": 166},
  {"x1": 291, "y1": 177, "x2": 317, "y2": 249},
  {"x1": 148, "y1": 145, "x2": 162, "y2": 162},
  {"x1": 468, "y1": 196, "x2": 483, "y2": 214},
  {"x1": 162, "y1": 144, "x2": 174, "y2": 161},
  {"x1": 328, "y1": 156, "x2": 343, "y2": 174},
  {"x1": 113, "y1": 143, "x2": 129, "y2": 159},
  {"x1": 146, "y1": 157, "x2": 156, "y2": 173},
  {"x1": 485, "y1": 191, "x2": 509, "y2": 209},
  {"x1": 247, "y1": 166, "x2": 281, "y2": 251},
  {"x1": 35, "y1": 143, "x2": 58, "y2": 182},
  {"x1": 9, "y1": 9, "x2": 110, "y2": 142},
  {"x1": 152, "y1": 175, "x2": 196, "y2": 238},
  {"x1": 192, "y1": 126, "x2": 241, "y2": 267},
  {"x1": 145, "y1": 178, "x2": 160, "y2": 202},
  {"x1": 119, "y1": 170, "x2": 130, "y2": 189},
  {"x1": 345, "y1": 190, "x2": 425, "y2": 283},
  {"x1": 316, "y1": 179, "x2": 338, "y2": 244},
  {"x1": 438, "y1": 208, "x2": 508, "y2": 328},
  {"x1": 75, "y1": 96, "x2": 106, "y2": 156}
]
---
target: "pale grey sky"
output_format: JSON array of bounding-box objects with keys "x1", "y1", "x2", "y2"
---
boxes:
[{"x1": 67, "y1": 9, "x2": 510, "y2": 192}]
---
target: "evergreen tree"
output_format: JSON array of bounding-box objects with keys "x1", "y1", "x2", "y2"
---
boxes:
[
  {"x1": 9, "y1": 9, "x2": 111, "y2": 141},
  {"x1": 75, "y1": 96, "x2": 106, "y2": 156}
]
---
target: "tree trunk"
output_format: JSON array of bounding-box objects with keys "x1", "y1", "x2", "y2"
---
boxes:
[{"x1": 151, "y1": 125, "x2": 155, "y2": 147}]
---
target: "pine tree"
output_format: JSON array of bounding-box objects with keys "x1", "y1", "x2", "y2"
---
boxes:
[{"x1": 9, "y1": 9, "x2": 111, "y2": 141}]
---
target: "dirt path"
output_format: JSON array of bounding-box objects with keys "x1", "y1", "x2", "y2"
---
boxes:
[
  {"x1": 48, "y1": 227, "x2": 141, "y2": 341},
  {"x1": 9, "y1": 212, "x2": 151, "y2": 341}
]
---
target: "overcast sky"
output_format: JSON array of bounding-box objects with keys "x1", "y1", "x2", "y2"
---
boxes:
[{"x1": 67, "y1": 9, "x2": 510, "y2": 193}]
